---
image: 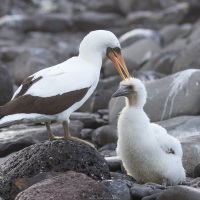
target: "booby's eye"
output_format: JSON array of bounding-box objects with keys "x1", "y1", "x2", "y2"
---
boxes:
[{"x1": 113, "y1": 47, "x2": 121, "y2": 54}]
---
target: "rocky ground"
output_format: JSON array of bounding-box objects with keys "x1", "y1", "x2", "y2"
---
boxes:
[{"x1": 1, "y1": 0, "x2": 200, "y2": 199}]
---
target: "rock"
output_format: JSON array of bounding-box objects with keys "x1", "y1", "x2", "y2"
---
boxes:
[
  {"x1": 143, "y1": 69, "x2": 200, "y2": 122},
  {"x1": 173, "y1": 39, "x2": 200, "y2": 73},
  {"x1": 190, "y1": 177, "x2": 200, "y2": 187},
  {"x1": 157, "y1": 115, "x2": 200, "y2": 139},
  {"x1": 119, "y1": 29, "x2": 161, "y2": 48},
  {"x1": 189, "y1": 26, "x2": 200, "y2": 42},
  {"x1": 159, "y1": 24, "x2": 191, "y2": 45},
  {"x1": 0, "y1": 140, "x2": 110, "y2": 200},
  {"x1": 102, "y1": 179, "x2": 133, "y2": 200},
  {"x1": 109, "y1": 69, "x2": 200, "y2": 125},
  {"x1": 0, "y1": 46, "x2": 27, "y2": 62},
  {"x1": 103, "y1": 58, "x2": 138, "y2": 78},
  {"x1": 122, "y1": 38, "x2": 161, "y2": 67},
  {"x1": 0, "y1": 152, "x2": 16, "y2": 165},
  {"x1": 35, "y1": 14, "x2": 72, "y2": 32},
  {"x1": 0, "y1": 65, "x2": 13, "y2": 105},
  {"x1": 181, "y1": 135, "x2": 200, "y2": 177},
  {"x1": 90, "y1": 89, "x2": 113, "y2": 113},
  {"x1": 92, "y1": 125, "x2": 117, "y2": 147},
  {"x1": 111, "y1": 172, "x2": 136, "y2": 182},
  {"x1": 73, "y1": 11, "x2": 124, "y2": 31},
  {"x1": 15, "y1": 172, "x2": 112, "y2": 200},
  {"x1": 105, "y1": 156, "x2": 122, "y2": 172},
  {"x1": 141, "y1": 51, "x2": 176, "y2": 74},
  {"x1": 70, "y1": 112, "x2": 107, "y2": 128},
  {"x1": 132, "y1": 70, "x2": 166, "y2": 82},
  {"x1": 163, "y1": 38, "x2": 187, "y2": 53},
  {"x1": 98, "y1": 143, "x2": 117, "y2": 157},
  {"x1": 12, "y1": 48, "x2": 59, "y2": 85},
  {"x1": 130, "y1": 183, "x2": 158, "y2": 200},
  {"x1": 194, "y1": 163, "x2": 200, "y2": 178},
  {"x1": 11, "y1": 172, "x2": 63, "y2": 199},
  {"x1": 0, "y1": 121, "x2": 83, "y2": 157},
  {"x1": 155, "y1": 185, "x2": 200, "y2": 200},
  {"x1": 127, "y1": 3, "x2": 189, "y2": 29},
  {"x1": 0, "y1": 15, "x2": 37, "y2": 32},
  {"x1": 85, "y1": 0, "x2": 118, "y2": 13},
  {"x1": 80, "y1": 128, "x2": 93, "y2": 140},
  {"x1": 116, "y1": 0, "x2": 136, "y2": 14}
]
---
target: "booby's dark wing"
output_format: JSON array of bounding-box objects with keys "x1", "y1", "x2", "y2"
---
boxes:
[{"x1": 0, "y1": 87, "x2": 90, "y2": 118}]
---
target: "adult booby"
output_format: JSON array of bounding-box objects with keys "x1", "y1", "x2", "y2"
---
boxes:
[
  {"x1": 0, "y1": 30, "x2": 130, "y2": 145},
  {"x1": 112, "y1": 77, "x2": 185, "y2": 186}
]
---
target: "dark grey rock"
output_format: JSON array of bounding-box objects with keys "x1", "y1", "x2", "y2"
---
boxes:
[
  {"x1": 119, "y1": 29, "x2": 161, "y2": 48},
  {"x1": 99, "y1": 144, "x2": 117, "y2": 157},
  {"x1": 181, "y1": 135, "x2": 200, "y2": 177},
  {"x1": 85, "y1": 0, "x2": 118, "y2": 13},
  {"x1": 189, "y1": 26, "x2": 200, "y2": 42},
  {"x1": 0, "y1": 15, "x2": 37, "y2": 32},
  {"x1": 12, "y1": 48, "x2": 59, "y2": 85},
  {"x1": 70, "y1": 112, "x2": 107, "y2": 128},
  {"x1": 173, "y1": 39, "x2": 200, "y2": 73},
  {"x1": 105, "y1": 156, "x2": 122, "y2": 172},
  {"x1": 15, "y1": 171, "x2": 112, "y2": 200},
  {"x1": 35, "y1": 14, "x2": 72, "y2": 32},
  {"x1": 80, "y1": 128, "x2": 93, "y2": 140},
  {"x1": 73, "y1": 11, "x2": 124, "y2": 31},
  {"x1": 10, "y1": 172, "x2": 63, "y2": 199},
  {"x1": 157, "y1": 115, "x2": 200, "y2": 139},
  {"x1": 109, "y1": 69, "x2": 200, "y2": 124},
  {"x1": 194, "y1": 163, "x2": 200, "y2": 178},
  {"x1": 92, "y1": 125, "x2": 117, "y2": 147},
  {"x1": 100, "y1": 149, "x2": 117, "y2": 157},
  {"x1": 163, "y1": 38, "x2": 187, "y2": 53},
  {"x1": 159, "y1": 24, "x2": 189, "y2": 45},
  {"x1": 122, "y1": 38, "x2": 161, "y2": 67},
  {"x1": 103, "y1": 58, "x2": 138, "y2": 78},
  {"x1": 0, "y1": 140, "x2": 110, "y2": 200},
  {"x1": 90, "y1": 89, "x2": 113, "y2": 113},
  {"x1": 127, "y1": 3, "x2": 189, "y2": 29},
  {"x1": 102, "y1": 179, "x2": 133, "y2": 200},
  {"x1": 190, "y1": 177, "x2": 200, "y2": 187},
  {"x1": 0, "y1": 65, "x2": 13, "y2": 106},
  {"x1": 130, "y1": 184, "x2": 153, "y2": 199},
  {"x1": 141, "y1": 51, "x2": 176, "y2": 74},
  {"x1": 155, "y1": 185, "x2": 200, "y2": 200},
  {"x1": 0, "y1": 121, "x2": 83, "y2": 157},
  {"x1": 111, "y1": 172, "x2": 136, "y2": 182}
]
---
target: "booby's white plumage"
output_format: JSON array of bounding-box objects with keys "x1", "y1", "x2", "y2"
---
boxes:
[
  {"x1": 112, "y1": 77, "x2": 186, "y2": 186},
  {"x1": 0, "y1": 30, "x2": 130, "y2": 141}
]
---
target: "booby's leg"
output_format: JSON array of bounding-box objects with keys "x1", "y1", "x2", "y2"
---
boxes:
[
  {"x1": 62, "y1": 121, "x2": 94, "y2": 148},
  {"x1": 62, "y1": 121, "x2": 71, "y2": 139},
  {"x1": 45, "y1": 122, "x2": 63, "y2": 140}
]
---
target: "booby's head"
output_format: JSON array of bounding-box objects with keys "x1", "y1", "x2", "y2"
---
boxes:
[
  {"x1": 112, "y1": 77, "x2": 147, "y2": 108},
  {"x1": 79, "y1": 30, "x2": 130, "y2": 80}
]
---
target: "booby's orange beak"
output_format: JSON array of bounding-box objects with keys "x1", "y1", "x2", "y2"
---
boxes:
[{"x1": 106, "y1": 47, "x2": 130, "y2": 80}]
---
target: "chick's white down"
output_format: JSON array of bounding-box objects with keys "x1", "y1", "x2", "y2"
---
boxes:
[{"x1": 116, "y1": 78, "x2": 186, "y2": 186}]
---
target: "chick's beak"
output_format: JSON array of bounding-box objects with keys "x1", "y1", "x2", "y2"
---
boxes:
[
  {"x1": 106, "y1": 48, "x2": 130, "y2": 80},
  {"x1": 112, "y1": 85, "x2": 133, "y2": 98}
]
